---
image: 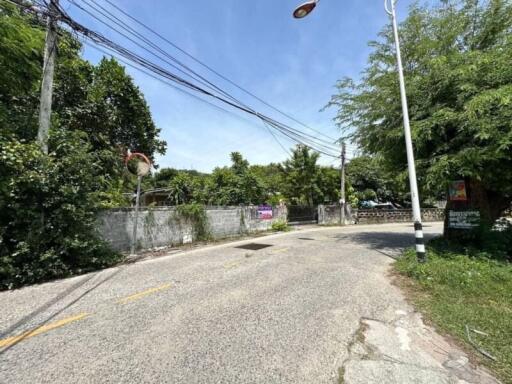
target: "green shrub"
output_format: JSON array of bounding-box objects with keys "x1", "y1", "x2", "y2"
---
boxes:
[
  {"x1": 0, "y1": 131, "x2": 121, "y2": 290},
  {"x1": 441, "y1": 220, "x2": 512, "y2": 261},
  {"x1": 271, "y1": 220, "x2": 290, "y2": 232},
  {"x1": 176, "y1": 203, "x2": 211, "y2": 241}
]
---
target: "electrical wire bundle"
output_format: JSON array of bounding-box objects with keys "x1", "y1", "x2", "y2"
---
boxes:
[{"x1": 4, "y1": 0, "x2": 359, "y2": 160}]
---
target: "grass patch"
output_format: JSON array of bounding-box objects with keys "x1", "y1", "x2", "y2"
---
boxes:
[
  {"x1": 395, "y1": 239, "x2": 512, "y2": 383},
  {"x1": 271, "y1": 219, "x2": 291, "y2": 232}
]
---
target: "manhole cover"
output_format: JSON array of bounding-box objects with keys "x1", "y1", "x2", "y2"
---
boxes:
[
  {"x1": 235, "y1": 243, "x2": 273, "y2": 251},
  {"x1": 298, "y1": 237, "x2": 315, "y2": 241}
]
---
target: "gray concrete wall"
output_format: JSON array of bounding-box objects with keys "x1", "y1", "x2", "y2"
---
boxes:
[
  {"x1": 356, "y1": 208, "x2": 444, "y2": 224},
  {"x1": 97, "y1": 205, "x2": 287, "y2": 252},
  {"x1": 318, "y1": 206, "x2": 444, "y2": 225},
  {"x1": 318, "y1": 204, "x2": 355, "y2": 225}
]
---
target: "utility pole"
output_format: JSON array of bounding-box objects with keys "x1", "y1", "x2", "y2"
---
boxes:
[
  {"x1": 37, "y1": 0, "x2": 59, "y2": 154},
  {"x1": 340, "y1": 142, "x2": 346, "y2": 226}
]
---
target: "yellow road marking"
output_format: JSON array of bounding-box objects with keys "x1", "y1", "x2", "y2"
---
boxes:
[
  {"x1": 118, "y1": 283, "x2": 171, "y2": 304},
  {"x1": 271, "y1": 247, "x2": 289, "y2": 254},
  {"x1": 0, "y1": 313, "x2": 89, "y2": 348}
]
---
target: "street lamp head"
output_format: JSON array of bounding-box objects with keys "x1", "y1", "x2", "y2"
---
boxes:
[{"x1": 293, "y1": 0, "x2": 318, "y2": 19}]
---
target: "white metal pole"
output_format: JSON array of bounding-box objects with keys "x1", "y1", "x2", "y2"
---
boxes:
[
  {"x1": 385, "y1": 0, "x2": 426, "y2": 262},
  {"x1": 130, "y1": 176, "x2": 142, "y2": 256},
  {"x1": 340, "y1": 142, "x2": 346, "y2": 226}
]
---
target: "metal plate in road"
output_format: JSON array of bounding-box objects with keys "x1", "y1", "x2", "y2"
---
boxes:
[{"x1": 235, "y1": 243, "x2": 273, "y2": 251}]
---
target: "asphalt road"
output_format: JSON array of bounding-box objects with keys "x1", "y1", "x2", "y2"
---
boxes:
[{"x1": 0, "y1": 223, "x2": 446, "y2": 383}]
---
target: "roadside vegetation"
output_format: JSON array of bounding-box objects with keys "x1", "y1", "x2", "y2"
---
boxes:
[
  {"x1": 0, "y1": 2, "x2": 407, "y2": 290},
  {"x1": 271, "y1": 220, "x2": 291, "y2": 232},
  {"x1": 346, "y1": 1, "x2": 512, "y2": 379},
  {"x1": 395, "y1": 224, "x2": 512, "y2": 383},
  {"x1": 0, "y1": 3, "x2": 164, "y2": 289}
]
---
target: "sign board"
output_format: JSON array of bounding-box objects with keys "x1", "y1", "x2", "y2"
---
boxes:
[
  {"x1": 257, "y1": 205, "x2": 273, "y2": 220},
  {"x1": 448, "y1": 210, "x2": 480, "y2": 229},
  {"x1": 449, "y1": 180, "x2": 467, "y2": 201}
]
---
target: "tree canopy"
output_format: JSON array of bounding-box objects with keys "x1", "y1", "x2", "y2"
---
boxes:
[
  {"x1": 326, "y1": 0, "x2": 512, "y2": 221},
  {"x1": 0, "y1": 2, "x2": 165, "y2": 288},
  {"x1": 146, "y1": 146, "x2": 364, "y2": 207}
]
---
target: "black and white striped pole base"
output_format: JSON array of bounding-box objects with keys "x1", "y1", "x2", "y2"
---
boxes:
[{"x1": 414, "y1": 222, "x2": 426, "y2": 263}]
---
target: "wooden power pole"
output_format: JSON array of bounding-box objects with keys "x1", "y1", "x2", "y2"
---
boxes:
[
  {"x1": 37, "y1": 0, "x2": 59, "y2": 154},
  {"x1": 340, "y1": 142, "x2": 346, "y2": 225}
]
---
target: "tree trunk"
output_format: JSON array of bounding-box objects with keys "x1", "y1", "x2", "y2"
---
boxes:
[{"x1": 444, "y1": 178, "x2": 511, "y2": 239}]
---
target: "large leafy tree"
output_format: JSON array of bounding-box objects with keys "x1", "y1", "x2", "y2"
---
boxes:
[
  {"x1": 250, "y1": 163, "x2": 287, "y2": 205},
  {"x1": 281, "y1": 145, "x2": 323, "y2": 206},
  {"x1": 1, "y1": 2, "x2": 166, "y2": 165},
  {"x1": 346, "y1": 156, "x2": 410, "y2": 205},
  {"x1": 207, "y1": 152, "x2": 267, "y2": 205},
  {"x1": 326, "y1": 0, "x2": 512, "y2": 223},
  {"x1": 0, "y1": 2, "x2": 166, "y2": 287},
  {"x1": 62, "y1": 57, "x2": 166, "y2": 163},
  {"x1": 0, "y1": 129, "x2": 121, "y2": 289},
  {"x1": 0, "y1": 2, "x2": 44, "y2": 139}
]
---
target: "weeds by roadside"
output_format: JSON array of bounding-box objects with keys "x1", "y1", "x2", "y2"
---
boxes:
[
  {"x1": 271, "y1": 220, "x2": 291, "y2": 232},
  {"x1": 395, "y1": 240, "x2": 512, "y2": 383}
]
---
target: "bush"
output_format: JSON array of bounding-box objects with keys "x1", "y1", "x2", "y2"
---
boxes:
[
  {"x1": 0, "y1": 131, "x2": 121, "y2": 290},
  {"x1": 441, "y1": 220, "x2": 512, "y2": 261},
  {"x1": 271, "y1": 220, "x2": 290, "y2": 232},
  {"x1": 176, "y1": 203, "x2": 211, "y2": 241}
]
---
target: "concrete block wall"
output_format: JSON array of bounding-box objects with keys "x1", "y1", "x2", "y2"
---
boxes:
[
  {"x1": 317, "y1": 205, "x2": 355, "y2": 225},
  {"x1": 318, "y1": 205, "x2": 444, "y2": 225},
  {"x1": 97, "y1": 205, "x2": 287, "y2": 252},
  {"x1": 356, "y1": 208, "x2": 444, "y2": 224}
]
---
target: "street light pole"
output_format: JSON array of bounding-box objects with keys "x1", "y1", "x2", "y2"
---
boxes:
[
  {"x1": 385, "y1": 0, "x2": 426, "y2": 262},
  {"x1": 292, "y1": 0, "x2": 427, "y2": 262}
]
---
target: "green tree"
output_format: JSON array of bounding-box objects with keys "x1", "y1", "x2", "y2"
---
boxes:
[
  {"x1": 281, "y1": 145, "x2": 322, "y2": 206},
  {"x1": 63, "y1": 57, "x2": 166, "y2": 163},
  {"x1": 326, "y1": 0, "x2": 512, "y2": 224},
  {"x1": 0, "y1": 3, "x2": 168, "y2": 288},
  {"x1": 0, "y1": 130, "x2": 121, "y2": 289},
  {"x1": 316, "y1": 166, "x2": 342, "y2": 204},
  {"x1": 168, "y1": 172, "x2": 197, "y2": 205},
  {"x1": 208, "y1": 152, "x2": 266, "y2": 205},
  {"x1": 148, "y1": 168, "x2": 180, "y2": 188},
  {"x1": 0, "y1": 2, "x2": 44, "y2": 139},
  {"x1": 346, "y1": 156, "x2": 408, "y2": 205},
  {"x1": 250, "y1": 163, "x2": 287, "y2": 205},
  {"x1": 230, "y1": 151, "x2": 249, "y2": 175}
]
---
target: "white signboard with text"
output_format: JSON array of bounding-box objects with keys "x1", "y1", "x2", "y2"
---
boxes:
[{"x1": 448, "y1": 210, "x2": 480, "y2": 229}]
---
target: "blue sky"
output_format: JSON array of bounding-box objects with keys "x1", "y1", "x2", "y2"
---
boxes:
[{"x1": 62, "y1": 0, "x2": 423, "y2": 172}]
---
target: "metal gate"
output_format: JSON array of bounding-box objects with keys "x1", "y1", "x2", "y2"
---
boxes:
[{"x1": 287, "y1": 205, "x2": 318, "y2": 224}]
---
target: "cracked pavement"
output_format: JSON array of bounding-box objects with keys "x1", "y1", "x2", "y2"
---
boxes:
[{"x1": 0, "y1": 223, "x2": 500, "y2": 383}]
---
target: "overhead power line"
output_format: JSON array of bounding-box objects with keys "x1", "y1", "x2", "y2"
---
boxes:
[
  {"x1": 63, "y1": 0, "x2": 340, "y2": 155},
  {"x1": 11, "y1": 0, "x2": 342, "y2": 158},
  {"x1": 101, "y1": 0, "x2": 338, "y2": 144},
  {"x1": 82, "y1": 39, "x2": 295, "y2": 158}
]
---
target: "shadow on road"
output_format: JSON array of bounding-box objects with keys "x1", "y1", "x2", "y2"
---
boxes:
[
  {"x1": 333, "y1": 230, "x2": 440, "y2": 259},
  {"x1": 0, "y1": 267, "x2": 124, "y2": 355}
]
